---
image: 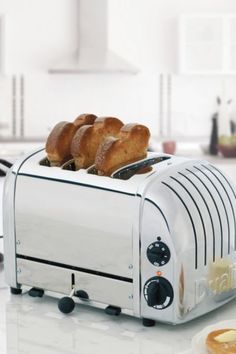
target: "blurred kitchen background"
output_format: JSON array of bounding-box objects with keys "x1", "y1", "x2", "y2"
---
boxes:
[{"x1": 0, "y1": 0, "x2": 236, "y2": 161}]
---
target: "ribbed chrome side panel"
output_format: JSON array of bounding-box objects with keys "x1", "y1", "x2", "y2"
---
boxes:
[{"x1": 161, "y1": 162, "x2": 236, "y2": 269}]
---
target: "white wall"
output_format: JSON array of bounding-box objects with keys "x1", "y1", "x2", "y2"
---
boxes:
[
  {"x1": 109, "y1": 0, "x2": 236, "y2": 72},
  {"x1": 4, "y1": 0, "x2": 77, "y2": 74},
  {"x1": 0, "y1": 0, "x2": 236, "y2": 139},
  {"x1": 23, "y1": 73, "x2": 159, "y2": 138},
  {"x1": 171, "y1": 76, "x2": 236, "y2": 139}
]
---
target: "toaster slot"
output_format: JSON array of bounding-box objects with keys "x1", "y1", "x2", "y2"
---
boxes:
[
  {"x1": 61, "y1": 159, "x2": 76, "y2": 171},
  {"x1": 62, "y1": 161, "x2": 98, "y2": 173},
  {"x1": 112, "y1": 156, "x2": 170, "y2": 180},
  {"x1": 39, "y1": 157, "x2": 77, "y2": 170},
  {"x1": 39, "y1": 157, "x2": 51, "y2": 167},
  {"x1": 87, "y1": 165, "x2": 98, "y2": 175}
]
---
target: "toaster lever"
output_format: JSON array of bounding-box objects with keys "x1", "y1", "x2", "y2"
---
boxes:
[
  {"x1": 58, "y1": 288, "x2": 75, "y2": 314},
  {"x1": 105, "y1": 305, "x2": 121, "y2": 316}
]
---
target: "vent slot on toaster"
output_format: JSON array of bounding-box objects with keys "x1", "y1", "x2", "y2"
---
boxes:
[{"x1": 161, "y1": 162, "x2": 236, "y2": 270}]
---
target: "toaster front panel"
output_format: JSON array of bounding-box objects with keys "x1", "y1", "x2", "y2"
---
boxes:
[
  {"x1": 15, "y1": 175, "x2": 137, "y2": 279},
  {"x1": 17, "y1": 258, "x2": 133, "y2": 310}
]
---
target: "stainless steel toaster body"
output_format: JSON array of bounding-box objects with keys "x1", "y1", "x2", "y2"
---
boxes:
[{"x1": 4, "y1": 149, "x2": 236, "y2": 325}]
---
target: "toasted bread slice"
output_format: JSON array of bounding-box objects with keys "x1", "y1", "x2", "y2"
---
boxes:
[
  {"x1": 46, "y1": 121, "x2": 78, "y2": 167},
  {"x1": 71, "y1": 116, "x2": 124, "y2": 170},
  {"x1": 95, "y1": 123, "x2": 150, "y2": 176},
  {"x1": 206, "y1": 329, "x2": 236, "y2": 354},
  {"x1": 73, "y1": 113, "x2": 97, "y2": 128},
  {"x1": 46, "y1": 114, "x2": 97, "y2": 167}
]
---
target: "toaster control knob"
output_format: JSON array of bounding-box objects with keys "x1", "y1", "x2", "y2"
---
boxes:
[
  {"x1": 144, "y1": 277, "x2": 173, "y2": 309},
  {"x1": 147, "y1": 242, "x2": 170, "y2": 266}
]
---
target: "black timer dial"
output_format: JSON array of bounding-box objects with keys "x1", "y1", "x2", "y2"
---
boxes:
[
  {"x1": 146, "y1": 241, "x2": 170, "y2": 266},
  {"x1": 143, "y1": 276, "x2": 173, "y2": 309}
]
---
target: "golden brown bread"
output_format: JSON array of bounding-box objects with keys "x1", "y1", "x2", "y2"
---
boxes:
[
  {"x1": 46, "y1": 114, "x2": 97, "y2": 167},
  {"x1": 206, "y1": 329, "x2": 236, "y2": 354},
  {"x1": 46, "y1": 121, "x2": 78, "y2": 166},
  {"x1": 71, "y1": 117, "x2": 124, "y2": 170},
  {"x1": 95, "y1": 123, "x2": 150, "y2": 176},
  {"x1": 73, "y1": 113, "x2": 97, "y2": 127}
]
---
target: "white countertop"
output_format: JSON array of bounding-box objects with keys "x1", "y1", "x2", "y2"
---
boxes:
[
  {"x1": 150, "y1": 141, "x2": 236, "y2": 182},
  {"x1": 0, "y1": 142, "x2": 43, "y2": 158}
]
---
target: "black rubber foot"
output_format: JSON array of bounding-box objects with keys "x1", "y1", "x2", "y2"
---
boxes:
[
  {"x1": 28, "y1": 287, "x2": 44, "y2": 298},
  {"x1": 75, "y1": 290, "x2": 89, "y2": 301},
  {"x1": 0, "y1": 253, "x2": 3, "y2": 263},
  {"x1": 105, "y1": 305, "x2": 121, "y2": 316},
  {"x1": 58, "y1": 296, "x2": 75, "y2": 314},
  {"x1": 10, "y1": 287, "x2": 22, "y2": 295},
  {"x1": 142, "y1": 318, "x2": 155, "y2": 327}
]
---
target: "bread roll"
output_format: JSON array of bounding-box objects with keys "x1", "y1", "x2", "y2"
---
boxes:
[
  {"x1": 73, "y1": 113, "x2": 97, "y2": 128},
  {"x1": 71, "y1": 117, "x2": 124, "y2": 170},
  {"x1": 46, "y1": 121, "x2": 78, "y2": 167},
  {"x1": 206, "y1": 329, "x2": 236, "y2": 353},
  {"x1": 95, "y1": 123, "x2": 150, "y2": 176}
]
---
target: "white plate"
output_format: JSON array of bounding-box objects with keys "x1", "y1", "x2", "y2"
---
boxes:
[{"x1": 191, "y1": 319, "x2": 236, "y2": 354}]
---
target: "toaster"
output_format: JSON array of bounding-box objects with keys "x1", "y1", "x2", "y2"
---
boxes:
[{"x1": 3, "y1": 148, "x2": 236, "y2": 326}]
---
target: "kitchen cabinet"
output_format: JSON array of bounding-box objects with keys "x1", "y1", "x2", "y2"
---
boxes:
[{"x1": 179, "y1": 14, "x2": 236, "y2": 75}]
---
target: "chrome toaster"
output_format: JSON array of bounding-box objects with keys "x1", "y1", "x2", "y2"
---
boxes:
[{"x1": 3, "y1": 148, "x2": 236, "y2": 326}]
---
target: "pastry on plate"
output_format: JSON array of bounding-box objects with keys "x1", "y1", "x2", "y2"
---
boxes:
[{"x1": 206, "y1": 328, "x2": 236, "y2": 353}]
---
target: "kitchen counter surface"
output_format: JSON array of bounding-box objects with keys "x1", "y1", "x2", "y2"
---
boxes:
[
  {"x1": 176, "y1": 149, "x2": 236, "y2": 183},
  {"x1": 0, "y1": 141, "x2": 43, "y2": 158},
  {"x1": 0, "y1": 239, "x2": 236, "y2": 354},
  {"x1": 150, "y1": 141, "x2": 236, "y2": 181}
]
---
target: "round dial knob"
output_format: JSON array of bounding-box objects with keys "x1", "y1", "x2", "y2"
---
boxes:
[
  {"x1": 143, "y1": 276, "x2": 173, "y2": 309},
  {"x1": 146, "y1": 241, "x2": 170, "y2": 266}
]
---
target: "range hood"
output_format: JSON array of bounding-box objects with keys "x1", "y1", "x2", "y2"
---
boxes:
[{"x1": 49, "y1": 0, "x2": 138, "y2": 74}]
